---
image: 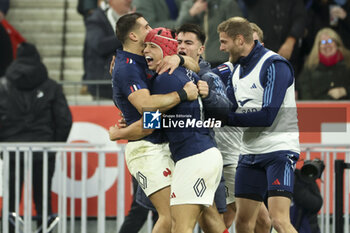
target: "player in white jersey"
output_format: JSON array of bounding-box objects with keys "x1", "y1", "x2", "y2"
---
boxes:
[{"x1": 217, "y1": 17, "x2": 300, "y2": 233}]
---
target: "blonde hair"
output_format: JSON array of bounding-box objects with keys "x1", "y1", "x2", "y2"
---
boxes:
[
  {"x1": 305, "y1": 27, "x2": 350, "y2": 69},
  {"x1": 218, "y1": 17, "x2": 254, "y2": 44},
  {"x1": 250, "y1": 22, "x2": 264, "y2": 42}
]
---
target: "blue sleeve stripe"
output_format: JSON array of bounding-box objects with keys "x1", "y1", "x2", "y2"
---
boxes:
[
  {"x1": 263, "y1": 64, "x2": 276, "y2": 107},
  {"x1": 263, "y1": 67, "x2": 270, "y2": 106}
]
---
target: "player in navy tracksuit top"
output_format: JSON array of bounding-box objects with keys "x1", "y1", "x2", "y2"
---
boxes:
[
  {"x1": 218, "y1": 17, "x2": 300, "y2": 233},
  {"x1": 143, "y1": 27, "x2": 223, "y2": 233}
]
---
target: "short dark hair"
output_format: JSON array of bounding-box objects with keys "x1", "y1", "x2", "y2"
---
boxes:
[
  {"x1": 176, "y1": 23, "x2": 206, "y2": 45},
  {"x1": 116, "y1": 12, "x2": 143, "y2": 44}
]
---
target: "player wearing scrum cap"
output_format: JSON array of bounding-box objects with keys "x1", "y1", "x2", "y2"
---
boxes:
[
  {"x1": 112, "y1": 27, "x2": 224, "y2": 233},
  {"x1": 110, "y1": 13, "x2": 199, "y2": 233},
  {"x1": 144, "y1": 27, "x2": 223, "y2": 233}
]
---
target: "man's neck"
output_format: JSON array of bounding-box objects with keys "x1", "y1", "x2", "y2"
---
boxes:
[
  {"x1": 241, "y1": 42, "x2": 255, "y2": 58},
  {"x1": 195, "y1": 56, "x2": 200, "y2": 64},
  {"x1": 123, "y1": 43, "x2": 143, "y2": 56}
]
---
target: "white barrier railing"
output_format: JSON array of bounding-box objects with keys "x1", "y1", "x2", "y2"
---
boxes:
[
  {"x1": 0, "y1": 143, "x2": 125, "y2": 233},
  {"x1": 1, "y1": 143, "x2": 349, "y2": 233}
]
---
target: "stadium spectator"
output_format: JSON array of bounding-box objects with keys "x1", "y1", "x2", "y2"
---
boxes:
[
  {"x1": 132, "y1": 0, "x2": 183, "y2": 28},
  {"x1": 297, "y1": 27, "x2": 350, "y2": 100},
  {"x1": 218, "y1": 17, "x2": 300, "y2": 233},
  {"x1": 0, "y1": 0, "x2": 12, "y2": 77},
  {"x1": 77, "y1": 0, "x2": 98, "y2": 94},
  {"x1": 302, "y1": 0, "x2": 350, "y2": 55},
  {"x1": 177, "y1": 0, "x2": 243, "y2": 67},
  {"x1": 0, "y1": 42, "x2": 72, "y2": 233},
  {"x1": 242, "y1": 0, "x2": 306, "y2": 75},
  {"x1": 84, "y1": 0, "x2": 131, "y2": 99},
  {"x1": 77, "y1": 0, "x2": 100, "y2": 18}
]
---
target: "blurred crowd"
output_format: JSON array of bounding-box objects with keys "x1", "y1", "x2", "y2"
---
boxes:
[
  {"x1": 76, "y1": 0, "x2": 350, "y2": 101},
  {"x1": 1, "y1": 0, "x2": 350, "y2": 101}
]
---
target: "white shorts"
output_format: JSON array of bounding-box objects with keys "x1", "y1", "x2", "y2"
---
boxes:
[
  {"x1": 125, "y1": 140, "x2": 174, "y2": 196},
  {"x1": 223, "y1": 164, "x2": 237, "y2": 204},
  {"x1": 170, "y1": 147, "x2": 223, "y2": 207}
]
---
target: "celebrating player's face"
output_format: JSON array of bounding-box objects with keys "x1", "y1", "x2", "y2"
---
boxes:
[
  {"x1": 177, "y1": 32, "x2": 204, "y2": 61},
  {"x1": 219, "y1": 32, "x2": 242, "y2": 63},
  {"x1": 144, "y1": 42, "x2": 163, "y2": 70}
]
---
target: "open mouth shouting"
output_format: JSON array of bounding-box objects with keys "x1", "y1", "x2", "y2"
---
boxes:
[{"x1": 145, "y1": 55, "x2": 154, "y2": 66}]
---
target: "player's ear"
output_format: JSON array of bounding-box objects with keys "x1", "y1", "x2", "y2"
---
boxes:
[
  {"x1": 129, "y1": 32, "x2": 138, "y2": 42},
  {"x1": 198, "y1": 45, "x2": 205, "y2": 56}
]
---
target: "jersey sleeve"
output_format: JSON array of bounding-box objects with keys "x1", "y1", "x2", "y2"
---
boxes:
[
  {"x1": 227, "y1": 61, "x2": 294, "y2": 127},
  {"x1": 201, "y1": 72, "x2": 233, "y2": 120},
  {"x1": 113, "y1": 64, "x2": 149, "y2": 97},
  {"x1": 211, "y1": 62, "x2": 234, "y2": 86}
]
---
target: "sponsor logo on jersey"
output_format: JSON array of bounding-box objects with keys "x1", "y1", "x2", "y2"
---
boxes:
[
  {"x1": 272, "y1": 179, "x2": 281, "y2": 185},
  {"x1": 163, "y1": 168, "x2": 172, "y2": 177},
  {"x1": 238, "y1": 98, "x2": 252, "y2": 107}
]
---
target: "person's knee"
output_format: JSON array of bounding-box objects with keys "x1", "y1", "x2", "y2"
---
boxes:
[
  {"x1": 158, "y1": 213, "x2": 172, "y2": 227},
  {"x1": 235, "y1": 217, "x2": 255, "y2": 233},
  {"x1": 270, "y1": 215, "x2": 290, "y2": 230},
  {"x1": 256, "y1": 214, "x2": 271, "y2": 231},
  {"x1": 224, "y1": 211, "x2": 235, "y2": 228}
]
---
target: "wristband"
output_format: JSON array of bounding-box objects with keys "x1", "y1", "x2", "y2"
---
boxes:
[
  {"x1": 177, "y1": 89, "x2": 187, "y2": 102},
  {"x1": 177, "y1": 54, "x2": 185, "y2": 66}
]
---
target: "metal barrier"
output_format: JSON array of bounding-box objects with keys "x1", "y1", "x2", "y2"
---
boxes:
[
  {"x1": 1, "y1": 143, "x2": 349, "y2": 233},
  {"x1": 0, "y1": 143, "x2": 125, "y2": 233},
  {"x1": 301, "y1": 144, "x2": 350, "y2": 233}
]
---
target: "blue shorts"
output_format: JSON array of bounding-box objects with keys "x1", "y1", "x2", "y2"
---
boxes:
[
  {"x1": 235, "y1": 150, "x2": 299, "y2": 202},
  {"x1": 136, "y1": 185, "x2": 156, "y2": 211},
  {"x1": 214, "y1": 174, "x2": 227, "y2": 213},
  {"x1": 136, "y1": 173, "x2": 227, "y2": 213}
]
